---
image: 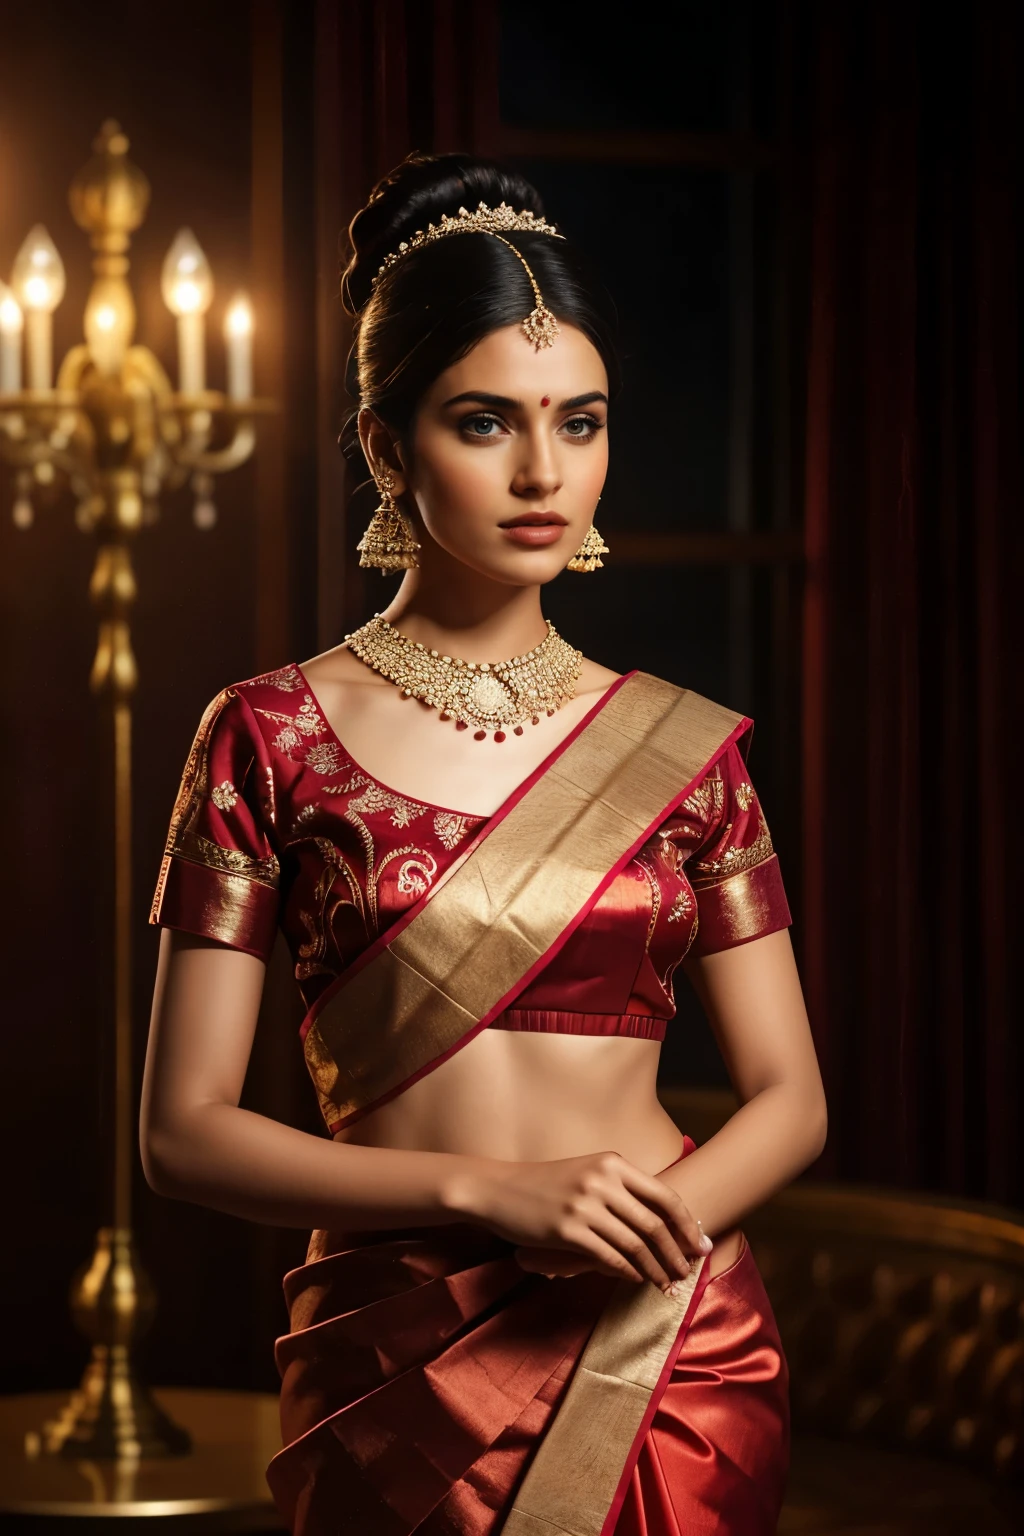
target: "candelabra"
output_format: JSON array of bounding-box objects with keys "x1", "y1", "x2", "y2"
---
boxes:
[{"x1": 0, "y1": 121, "x2": 272, "y2": 1461}]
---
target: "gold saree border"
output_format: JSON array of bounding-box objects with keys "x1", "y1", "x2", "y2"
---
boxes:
[
  {"x1": 303, "y1": 673, "x2": 747, "y2": 1131},
  {"x1": 499, "y1": 1256, "x2": 709, "y2": 1536}
]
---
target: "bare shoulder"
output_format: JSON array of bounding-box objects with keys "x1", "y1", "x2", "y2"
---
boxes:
[
  {"x1": 298, "y1": 641, "x2": 386, "y2": 691},
  {"x1": 577, "y1": 656, "x2": 623, "y2": 695}
]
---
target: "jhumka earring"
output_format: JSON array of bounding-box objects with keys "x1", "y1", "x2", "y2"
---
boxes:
[
  {"x1": 357, "y1": 464, "x2": 421, "y2": 572},
  {"x1": 567, "y1": 522, "x2": 610, "y2": 572}
]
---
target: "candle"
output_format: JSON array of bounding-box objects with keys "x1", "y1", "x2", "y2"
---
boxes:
[
  {"x1": 0, "y1": 284, "x2": 23, "y2": 394},
  {"x1": 177, "y1": 313, "x2": 205, "y2": 395},
  {"x1": 10, "y1": 224, "x2": 65, "y2": 391},
  {"x1": 161, "y1": 227, "x2": 213, "y2": 398},
  {"x1": 224, "y1": 293, "x2": 253, "y2": 400}
]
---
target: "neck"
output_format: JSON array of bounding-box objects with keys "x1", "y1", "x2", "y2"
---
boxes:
[{"x1": 377, "y1": 568, "x2": 549, "y2": 663}]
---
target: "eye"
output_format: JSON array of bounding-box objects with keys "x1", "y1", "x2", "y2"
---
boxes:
[
  {"x1": 560, "y1": 414, "x2": 604, "y2": 442},
  {"x1": 459, "y1": 412, "x2": 508, "y2": 439}
]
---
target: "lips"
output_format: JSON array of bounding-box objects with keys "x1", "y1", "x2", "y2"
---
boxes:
[{"x1": 498, "y1": 511, "x2": 568, "y2": 528}]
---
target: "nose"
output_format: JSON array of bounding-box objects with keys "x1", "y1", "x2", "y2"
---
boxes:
[{"x1": 510, "y1": 426, "x2": 562, "y2": 501}]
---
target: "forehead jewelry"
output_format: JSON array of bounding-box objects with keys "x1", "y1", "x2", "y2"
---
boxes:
[{"x1": 371, "y1": 200, "x2": 565, "y2": 351}]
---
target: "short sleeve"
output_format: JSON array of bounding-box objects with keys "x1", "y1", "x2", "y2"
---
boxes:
[
  {"x1": 683, "y1": 738, "x2": 792, "y2": 958},
  {"x1": 149, "y1": 687, "x2": 281, "y2": 962}
]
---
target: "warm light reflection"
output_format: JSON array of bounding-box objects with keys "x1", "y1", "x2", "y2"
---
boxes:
[
  {"x1": 93, "y1": 304, "x2": 118, "y2": 332},
  {"x1": 161, "y1": 228, "x2": 213, "y2": 317},
  {"x1": 0, "y1": 286, "x2": 24, "y2": 335},
  {"x1": 224, "y1": 295, "x2": 253, "y2": 337},
  {"x1": 11, "y1": 224, "x2": 66, "y2": 313}
]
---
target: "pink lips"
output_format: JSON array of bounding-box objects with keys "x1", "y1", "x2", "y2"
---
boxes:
[{"x1": 499, "y1": 511, "x2": 568, "y2": 548}]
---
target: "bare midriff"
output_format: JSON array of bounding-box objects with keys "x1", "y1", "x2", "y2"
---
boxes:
[{"x1": 331, "y1": 1028, "x2": 745, "y2": 1277}]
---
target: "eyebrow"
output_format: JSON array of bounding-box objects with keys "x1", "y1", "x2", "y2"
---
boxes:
[{"x1": 441, "y1": 390, "x2": 609, "y2": 411}]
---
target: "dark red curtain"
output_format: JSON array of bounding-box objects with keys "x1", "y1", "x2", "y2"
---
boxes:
[{"x1": 800, "y1": 2, "x2": 1022, "y2": 1202}]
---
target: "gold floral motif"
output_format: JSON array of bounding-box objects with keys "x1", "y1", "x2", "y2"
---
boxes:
[
  {"x1": 247, "y1": 663, "x2": 305, "y2": 692},
  {"x1": 346, "y1": 780, "x2": 428, "y2": 828},
  {"x1": 254, "y1": 695, "x2": 327, "y2": 761},
  {"x1": 680, "y1": 768, "x2": 725, "y2": 826},
  {"x1": 211, "y1": 780, "x2": 238, "y2": 811},
  {"x1": 691, "y1": 806, "x2": 775, "y2": 884},
  {"x1": 434, "y1": 811, "x2": 473, "y2": 849},
  {"x1": 735, "y1": 781, "x2": 755, "y2": 812},
  {"x1": 633, "y1": 856, "x2": 662, "y2": 951},
  {"x1": 667, "y1": 887, "x2": 694, "y2": 924},
  {"x1": 304, "y1": 741, "x2": 346, "y2": 776},
  {"x1": 397, "y1": 853, "x2": 438, "y2": 898}
]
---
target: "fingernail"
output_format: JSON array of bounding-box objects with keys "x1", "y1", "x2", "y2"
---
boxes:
[
  {"x1": 699, "y1": 1234, "x2": 714, "y2": 1253},
  {"x1": 663, "y1": 1280, "x2": 683, "y2": 1298}
]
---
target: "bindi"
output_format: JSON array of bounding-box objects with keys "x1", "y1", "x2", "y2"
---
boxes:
[{"x1": 540, "y1": 395, "x2": 550, "y2": 407}]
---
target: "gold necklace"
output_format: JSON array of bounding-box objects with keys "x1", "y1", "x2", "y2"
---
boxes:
[{"x1": 343, "y1": 615, "x2": 584, "y2": 742}]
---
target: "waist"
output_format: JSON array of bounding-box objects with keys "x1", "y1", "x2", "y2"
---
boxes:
[{"x1": 489, "y1": 1008, "x2": 667, "y2": 1041}]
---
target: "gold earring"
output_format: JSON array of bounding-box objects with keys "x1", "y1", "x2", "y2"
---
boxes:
[
  {"x1": 357, "y1": 464, "x2": 421, "y2": 572},
  {"x1": 567, "y1": 522, "x2": 610, "y2": 572}
]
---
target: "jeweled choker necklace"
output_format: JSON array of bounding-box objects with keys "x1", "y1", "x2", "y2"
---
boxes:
[{"x1": 343, "y1": 614, "x2": 584, "y2": 742}]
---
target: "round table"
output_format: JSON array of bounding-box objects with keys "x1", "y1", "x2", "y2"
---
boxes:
[{"x1": 0, "y1": 1389, "x2": 284, "y2": 1531}]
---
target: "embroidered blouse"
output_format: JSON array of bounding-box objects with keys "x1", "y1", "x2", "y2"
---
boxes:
[{"x1": 149, "y1": 664, "x2": 792, "y2": 1041}]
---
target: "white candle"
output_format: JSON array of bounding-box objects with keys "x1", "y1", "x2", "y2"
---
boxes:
[
  {"x1": 0, "y1": 286, "x2": 23, "y2": 393},
  {"x1": 10, "y1": 225, "x2": 65, "y2": 392},
  {"x1": 177, "y1": 312, "x2": 205, "y2": 396},
  {"x1": 25, "y1": 311, "x2": 52, "y2": 391},
  {"x1": 162, "y1": 228, "x2": 213, "y2": 397},
  {"x1": 224, "y1": 293, "x2": 253, "y2": 400}
]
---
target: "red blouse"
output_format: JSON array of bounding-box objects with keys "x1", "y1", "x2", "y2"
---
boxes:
[{"x1": 149, "y1": 664, "x2": 792, "y2": 1041}]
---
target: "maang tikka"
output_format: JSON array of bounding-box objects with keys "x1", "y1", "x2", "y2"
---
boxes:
[{"x1": 357, "y1": 464, "x2": 421, "y2": 572}]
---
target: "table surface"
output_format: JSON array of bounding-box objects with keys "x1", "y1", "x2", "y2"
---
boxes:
[{"x1": 0, "y1": 1388, "x2": 283, "y2": 1525}]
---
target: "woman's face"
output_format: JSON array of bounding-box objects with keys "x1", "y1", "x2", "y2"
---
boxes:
[{"x1": 371, "y1": 321, "x2": 609, "y2": 586}]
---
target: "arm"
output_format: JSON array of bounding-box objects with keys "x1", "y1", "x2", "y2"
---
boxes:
[
  {"x1": 140, "y1": 928, "x2": 485, "y2": 1231},
  {"x1": 658, "y1": 927, "x2": 827, "y2": 1235},
  {"x1": 141, "y1": 929, "x2": 705, "y2": 1289}
]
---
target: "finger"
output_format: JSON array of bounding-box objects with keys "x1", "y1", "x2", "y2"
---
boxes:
[
  {"x1": 586, "y1": 1208, "x2": 677, "y2": 1289},
  {"x1": 603, "y1": 1188, "x2": 695, "y2": 1282},
  {"x1": 616, "y1": 1164, "x2": 709, "y2": 1256},
  {"x1": 558, "y1": 1222, "x2": 645, "y2": 1284}
]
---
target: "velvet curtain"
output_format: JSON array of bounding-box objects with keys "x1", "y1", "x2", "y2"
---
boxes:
[{"x1": 799, "y1": 1, "x2": 1022, "y2": 1203}]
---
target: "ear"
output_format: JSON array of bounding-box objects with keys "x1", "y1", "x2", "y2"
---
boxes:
[{"x1": 357, "y1": 407, "x2": 407, "y2": 495}]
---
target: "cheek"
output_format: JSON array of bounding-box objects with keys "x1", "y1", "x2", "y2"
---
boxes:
[{"x1": 414, "y1": 440, "x2": 501, "y2": 514}]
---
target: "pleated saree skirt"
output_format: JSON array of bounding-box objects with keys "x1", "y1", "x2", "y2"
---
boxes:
[{"x1": 267, "y1": 1148, "x2": 789, "y2": 1535}]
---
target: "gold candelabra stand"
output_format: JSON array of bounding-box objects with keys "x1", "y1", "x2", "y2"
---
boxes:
[{"x1": 0, "y1": 121, "x2": 272, "y2": 1461}]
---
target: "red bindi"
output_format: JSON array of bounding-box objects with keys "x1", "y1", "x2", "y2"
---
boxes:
[{"x1": 540, "y1": 395, "x2": 550, "y2": 407}]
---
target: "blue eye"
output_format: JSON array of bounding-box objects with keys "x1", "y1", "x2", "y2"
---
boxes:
[{"x1": 461, "y1": 414, "x2": 505, "y2": 438}]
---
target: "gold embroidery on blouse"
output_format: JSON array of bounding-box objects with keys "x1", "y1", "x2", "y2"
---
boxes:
[
  {"x1": 248, "y1": 663, "x2": 305, "y2": 692},
  {"x1": 304, "y1": 741, "x2": 346, "y2": 776},
  {"x1": 735, "y1": 781, "x2": 755, "y2": 812},
  {"x1": 397, "y1": 853, "x2": 438, "y2": 898},
  {"x1": 264, "y1": 764, "x2": 277, "y2": 825},
  {"x1": 434, "y1": 811, "x2": 473, "y2": 849},
  {"x1": 211, "y1": 780, "x2": 238, "y2": 811},
  {"x1": 633, "y1": 856, "x2": 661, "y2": 951},
  {"x1": 680, "y1": 768, "x2": 725, "y2": 826},
  {"x1": 346, "y1": 780, "x2": 428, "y2": 828},
  {"x1": 691, "y1": 806, "x2": 775, "y2": 885},
  {"x1": 667, "y1": 887, "x2": 694, "y2": 924},
  {"x1": 254, "y1": 695, "x2": 327, "y2": 760},
  {"x1": 154, "y1": 689, "x2": 280, "y2": 901}
]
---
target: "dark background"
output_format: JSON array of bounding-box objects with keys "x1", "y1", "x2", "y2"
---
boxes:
[{"x1": 0, "y1": 0, "x2": 1019, "y2": 1395}]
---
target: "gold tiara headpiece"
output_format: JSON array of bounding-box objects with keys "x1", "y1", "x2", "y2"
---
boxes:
[{"x1": 371, "y1": 200, "x2": 565, "y2": 351}]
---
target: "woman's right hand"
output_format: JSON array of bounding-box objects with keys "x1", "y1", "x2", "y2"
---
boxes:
[{"x1": 444, "y1": 1149, "x2": 710, "y2": 1292}]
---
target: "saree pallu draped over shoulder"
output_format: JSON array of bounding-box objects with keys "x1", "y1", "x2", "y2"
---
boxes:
[{"x1": 267, "y1": 674, "x2": 790, "y2": 1534}]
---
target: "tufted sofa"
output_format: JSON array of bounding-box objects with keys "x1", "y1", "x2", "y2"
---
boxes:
[{"x1": 661, "y1": 1088, "x2": 1024, "y2": 1534}]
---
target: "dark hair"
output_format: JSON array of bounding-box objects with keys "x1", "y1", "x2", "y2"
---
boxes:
[{"x1": 338, "y1": 153, "x2": 621, "y2": 467}]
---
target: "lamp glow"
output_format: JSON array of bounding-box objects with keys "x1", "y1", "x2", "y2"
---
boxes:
[
  {"x1": 11, "y1": 225, "x2": 66, "y2": 389},
  {"x1": 162, "y1": 228, "x2": 213, "y2": 395},
  {"x1": 224, "y1": 293, "x2": 253, "y2": 400}
]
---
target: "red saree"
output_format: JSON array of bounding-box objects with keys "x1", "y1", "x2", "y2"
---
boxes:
[{"x1": 150, "y1": 667, "x2": 793, "y2": 1533}]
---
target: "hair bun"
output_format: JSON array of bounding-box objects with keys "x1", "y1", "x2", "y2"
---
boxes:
[{"x1": 341, "y1": 152, "x2": 549, "y2": 315}]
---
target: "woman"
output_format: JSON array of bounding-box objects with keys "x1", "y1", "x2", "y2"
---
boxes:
[{"x1": 142, "y1": 153, "x2": 826, "y2": 1535}]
